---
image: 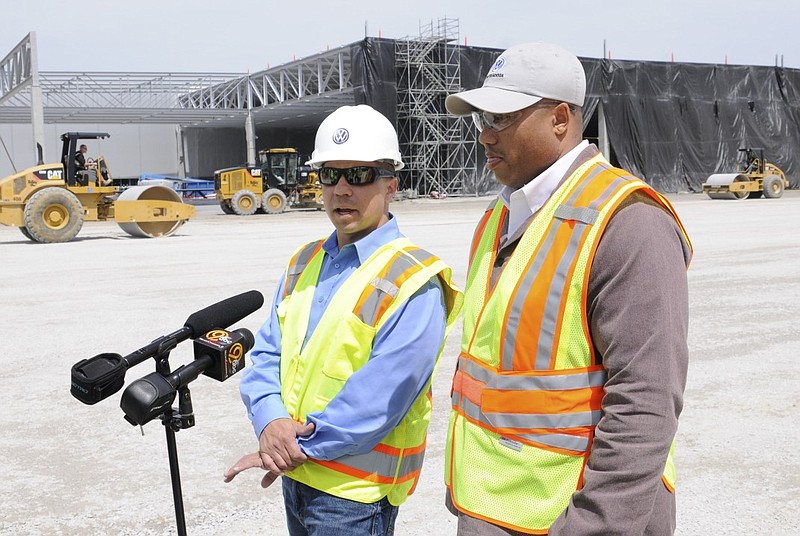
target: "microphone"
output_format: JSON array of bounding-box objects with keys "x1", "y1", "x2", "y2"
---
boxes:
[
  {"x1": 124, "y1": 290, "x2": 264, "y2": 370},
  {"x1": 71, "y1": 290, "x2": 264, "y2": 405},
  {"x1": 192, "y1": 327, "x2": 255, "y2": 382},
  {"x1": 119, "y1": 328, "x2": 255, "y2": 426}
]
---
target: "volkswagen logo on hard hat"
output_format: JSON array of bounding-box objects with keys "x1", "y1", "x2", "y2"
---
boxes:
[
  {"x1": 491, "y1": 57, "x2": 505, "y2": 71},
  {"x1": 332, "y1": 128, "x2": 349, "y2": 144}
]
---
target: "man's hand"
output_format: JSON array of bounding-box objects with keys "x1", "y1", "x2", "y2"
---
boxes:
[
  {"x1": 257, "y1": 419, "x2": 315, "y2": 474},
  {"x1": 223, "y1": 452, "x2": 279, "y2": 489}
]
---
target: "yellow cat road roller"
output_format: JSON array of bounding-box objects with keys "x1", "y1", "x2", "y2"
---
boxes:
[
  {"x1": 703, "y1": 148, "x2": 790, "y2": 200},
  {"x1": 0, "y1": 132, "x2": 195, "y2": 243}
]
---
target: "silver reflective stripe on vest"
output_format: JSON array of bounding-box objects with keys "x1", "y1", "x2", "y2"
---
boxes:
[
  {"x1": 451, "y1": 392, "x2": 594, "y2": 453},
  {"x1": 460, "y1": 356, "x2": 606, "y2": 391},
  {"x1": 486, "y1": 409, "x2": 603, "y2": 429},
  {"x1": 517, "y1": 431, "x2": 591, "y2": 451},
  {"x1": 501, "y1": 164, "x2": 631, "y2": 370},
  {"x1": 398, "y1": 449, "x2": 425, "y2": 478},
  {"x1": 333, "y1": 445, "x2": 424, "y2": 480},
  {"x1": 285, "y1": 240, "x2": 324, "y2": 296},
  {"x1": 356, "y1": 247, "x2": 434, "y2": 326},
  {"x1": 501, "y1": 165, "x2": 604, "y2": 369},
  {"x1": 553, "y1": 205, "x2": 600, "y2": 225},
  {"x1": 371, "y1": 277, "x2": 400, "y2": 297},
  {"x1": 501, "y1": 217, "x2": 561, "y2": 369},
  {"x1": 405, "y1": 247, "x2": 436, "y2": 266},
  {"x1": 452, "y1": 356, "x2": 606, "y2": 452},
  {"x1": 535, "y1": 173, "x2": 630, "y2": 369}
]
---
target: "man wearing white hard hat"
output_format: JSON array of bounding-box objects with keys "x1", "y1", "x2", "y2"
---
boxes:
[
  {"x1": 443, "y1": 43, "x2": 693, "y2": 535},
  {"x1": 225, "y1": 104, "x2": 463, "y2": 535}
]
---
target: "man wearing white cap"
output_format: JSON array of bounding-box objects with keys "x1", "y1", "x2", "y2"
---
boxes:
[
  {"x1": 443, "y1": 43, "x2": 693, "y2": 535},
  {"x1": 224, "y1": 104, "x2": 463, "y2": 535}
]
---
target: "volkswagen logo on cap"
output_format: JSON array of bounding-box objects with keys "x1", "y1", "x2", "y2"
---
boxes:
[
  {"x1": 490, "y1": 57, "x2": 505, "y2": 71},
  {"x1": 332, "y1": 128, "x2": 349, "y2": 144}
]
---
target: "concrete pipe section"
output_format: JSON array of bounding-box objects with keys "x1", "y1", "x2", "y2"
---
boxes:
[{"x1": 114, "y1": 185, "x2": 196, "y2": 238}]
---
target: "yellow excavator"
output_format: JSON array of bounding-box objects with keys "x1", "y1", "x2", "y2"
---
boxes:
[
  {"x1": 703, "y1": 148, "x2": 790, "y2": 200},
  {"x1": 0, "y1": 132, "x2": 195, "y2": 243}
]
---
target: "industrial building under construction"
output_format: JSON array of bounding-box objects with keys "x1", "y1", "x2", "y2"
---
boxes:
[{"x1": 2, "y1": 18, "x2": 799, "y2": 195}]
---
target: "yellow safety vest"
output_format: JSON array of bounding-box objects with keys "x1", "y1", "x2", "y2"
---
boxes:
[
  {"x1": 278, "y1": 236, "x2": 463, "y2": 506},
  {"x1": 445, "y1": 154, "x2": 692, "y2": 533}
]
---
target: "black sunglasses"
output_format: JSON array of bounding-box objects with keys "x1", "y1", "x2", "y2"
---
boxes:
[{"x1": 317, "y1": 166, "x2": 396, "y2": 186}]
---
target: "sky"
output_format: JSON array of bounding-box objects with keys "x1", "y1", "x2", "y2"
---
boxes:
[{"x1": 2, "y1": 0, "x2": 799, "y2": 74}]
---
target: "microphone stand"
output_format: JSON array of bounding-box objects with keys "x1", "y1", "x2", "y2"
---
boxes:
[{"x1": 155, "y1": 354, "x2": 196, "y2": 536}]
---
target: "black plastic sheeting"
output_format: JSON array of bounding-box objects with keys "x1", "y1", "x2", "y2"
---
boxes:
[
  {"x1": 351, "y1": 39, "x2": 398, "y2": 128},
  {"x1": 354, "y1": 38, "x2": 800, "y2": 193},
  {"x1": 584, "y1": 60, "x2": 800, "y2": 192}
]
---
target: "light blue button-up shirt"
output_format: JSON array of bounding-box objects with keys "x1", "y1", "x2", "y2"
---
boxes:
[{"x1": 239, "y1": 215, "x2": 447, "y2": 460}]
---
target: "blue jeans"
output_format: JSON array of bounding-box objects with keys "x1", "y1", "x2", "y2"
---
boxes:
[{"x1": 282, "y1": 476, "x2": 399, "y2": 536}]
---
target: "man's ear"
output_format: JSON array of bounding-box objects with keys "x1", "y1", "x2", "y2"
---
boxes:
[
  {"x1": 385, "y1": 177, "x2": 399, "y2": 199},
  {"x1": 553, "y1": 103, "x2": 571, "y2": 135}
]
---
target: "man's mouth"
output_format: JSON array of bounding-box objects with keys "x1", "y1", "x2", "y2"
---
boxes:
[{"x1": 486, "y1": 153, "x2": 502, "y2": 168}]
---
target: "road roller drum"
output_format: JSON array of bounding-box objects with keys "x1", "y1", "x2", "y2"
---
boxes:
[
  {"x1": 114, "y1": 185, "x2": 195, "y2": 238},
  {"x1": 702, "y1": 173, "x2": 750, "y2": 200}
]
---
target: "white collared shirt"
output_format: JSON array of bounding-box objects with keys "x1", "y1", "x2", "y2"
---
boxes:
[{"x1": 499, "y1": 140, "x2": 590, "y2": 239}]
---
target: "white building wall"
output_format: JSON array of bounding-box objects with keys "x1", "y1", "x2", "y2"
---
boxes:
[{"x1": 0, "y1": 123, "x2": 179, "y2": 180}]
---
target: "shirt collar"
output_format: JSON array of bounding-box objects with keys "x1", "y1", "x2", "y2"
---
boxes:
[
  {"x1": 322, "y1": 213, "x2": 401, "y2": 263},
  {"x1": 499, "y1": 140, "x2": 589, "y2": 238}
]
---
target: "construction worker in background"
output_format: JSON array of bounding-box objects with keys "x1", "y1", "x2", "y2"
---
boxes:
[
  {"x1": 443, "y1": 42, "x2": 693, "y2": 535},
  {"x1": 224, "y1": 104, "x2": 463, "y2": 536},
  {"x1": 74, "y1": 144, "x2": 88, "y2": 172}
]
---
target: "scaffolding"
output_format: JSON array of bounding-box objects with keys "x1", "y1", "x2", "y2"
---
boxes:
[{"x1": 395, "y1": 18, "x2": 478, "y2": 196}]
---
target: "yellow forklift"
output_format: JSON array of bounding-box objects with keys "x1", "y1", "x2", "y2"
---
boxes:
[{"x1": 214, "y1": 148, "x2": 322, "y2": 215}]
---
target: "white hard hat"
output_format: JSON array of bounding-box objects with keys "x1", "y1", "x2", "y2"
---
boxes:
[{"x1": 306, "y1": 105, "x2": 405, "y2": 171}]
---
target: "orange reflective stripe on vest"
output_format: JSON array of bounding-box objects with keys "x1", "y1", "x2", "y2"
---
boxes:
[
  {"x1": 451, "y1": 354, "x2": 606, "y2": 453},
  {"x1": 499, "y1": 165, "x2": 634, "y2": 371},
  {"x1": 354, "y1": 246, "x2": 438, "y2": 326},
  {"x1": 284, "y1": 239, "x2": 324, "y2": 298},
  {"x1": 314, "y1": 441, "x2": 427, "y2": 485},
  {"x1": 469, "y1": 207, "x2": 500, "y2": 265}
]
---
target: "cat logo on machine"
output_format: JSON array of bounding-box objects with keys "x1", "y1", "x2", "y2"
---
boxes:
[{"x1": 38, "y1": 169, "x2": 64, "y2": 181}]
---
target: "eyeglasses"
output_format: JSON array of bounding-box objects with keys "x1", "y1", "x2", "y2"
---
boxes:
[
  {"x1": 471, "y1": 110, "x2": 524, "y2": 133},
  {"x1": 317, "y1": 166, "x2": 396, "y2": 186},
  {"x1": 471, "y1": 101, "x2": 569, "y2": 132}
]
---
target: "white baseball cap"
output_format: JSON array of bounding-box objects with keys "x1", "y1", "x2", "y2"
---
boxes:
[{"x1": 445, "y1": 42, "x2": 586, "y2": 115}]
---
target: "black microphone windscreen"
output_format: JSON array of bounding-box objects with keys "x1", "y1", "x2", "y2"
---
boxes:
[
  {"x1": 183, "y1": 290, "x2": 264, "y2": 337},
  {"x1": 238, "y1": 327, "x2": 255, "y2": 351}
]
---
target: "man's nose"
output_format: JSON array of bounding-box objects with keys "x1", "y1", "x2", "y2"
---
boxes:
[
  {"x1": 478, "y1": 127, "x2": 497, "y2": 145},
  {"x1": 333, "y1": 175, "x2": 353, "y2": 193}
]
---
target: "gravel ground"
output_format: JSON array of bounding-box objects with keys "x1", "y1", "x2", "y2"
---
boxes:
[{"x1": 0, "y1": 192, "x2": 798, "y2": 535}]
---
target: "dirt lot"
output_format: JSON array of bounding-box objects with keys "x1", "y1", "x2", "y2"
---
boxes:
[{"x1": 1, "y1": 192, "x2": 798, "y2": 535}]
